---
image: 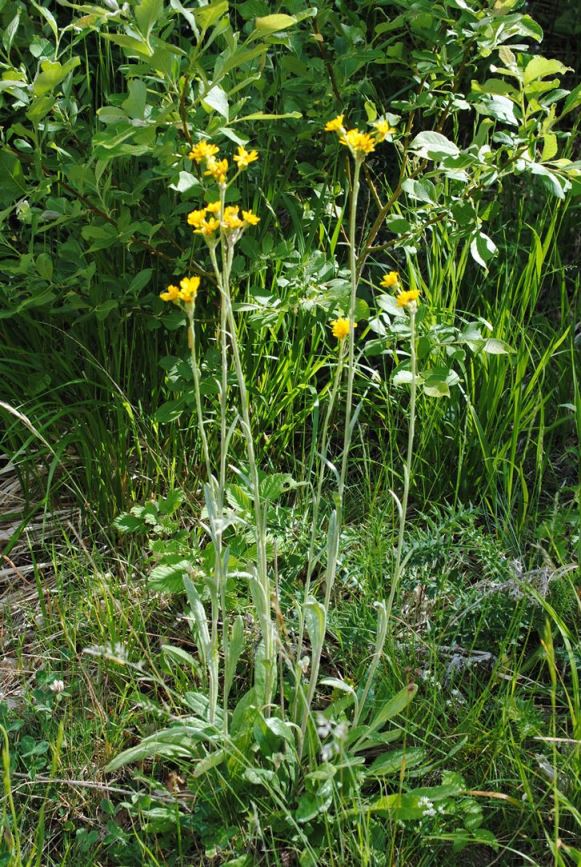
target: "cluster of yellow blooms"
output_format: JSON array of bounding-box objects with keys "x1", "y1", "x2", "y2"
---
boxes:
[
  {"x1": 188, "y1": 140, "x2": 258, "y2": 186},
  {"x1": 324, "y1": 114, "x2": 397, "y2": 158},
  {"x1": 160, "y1": 140, "x2": 262, "y2": 305},
  {"x1": 329, "y1": 273, "x2": 420, "y2": 341},
  {"x1": 160, "y1": 275, "x2": 200, "y2": 305},
  {"x1": 187, "y1": 202, "x2": 260, "y2": 239},
  {"x1": 380, "y1": 271, "x2": 421, "y2": 308}
]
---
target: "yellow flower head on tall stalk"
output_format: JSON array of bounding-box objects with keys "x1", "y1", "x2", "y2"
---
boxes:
[
  {"x1": 194, "y1": 217, "x2": 220, "y2": 237},
  {"x1": 205, "y1": 200, "x2": 221, "y2": 214},
  {"x1": 233, "y1": 145, "x2": 258, "y2": 169},
  {"x1": 187, "y1": 208, "x2": 207, "y2": 229},
  {"x1": 396, "y1": 288, "x2": 421, "y2": 308},
  {"x1": 160, "y1": 284, "x2": 181, "y2": 304},
  {"x1": 189, "y1": 141, "x2": 219, "y2": 164},
  {"x1": 324, "y1": 114, "x2": 345, "y2": 133},
  {"x1": 179, "y1": 276, "x2": 200, "y2": 303},
  {"x1": 381, "y1": 271, "x2": 400, "y2": 288},
  {"x1": 373, "y1": 119, "x2": 397, "y2": 142},
  {"x1": 242, "y1": 209, "x2": 260, "y2": 226},
  {"x1": 204, "y1": 157, "x2": 229, "y2": 185},
  {"x1": 340, "y1": 128, "x2": 376, "y2": 158},
  {"x1": 221, "y1": 205, "x2": 244, "y2": 230},
  {"x1": 331, "y1": 317, "x2": 356, "y2": 340}
]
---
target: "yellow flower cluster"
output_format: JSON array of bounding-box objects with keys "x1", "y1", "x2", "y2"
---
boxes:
[
  {"x1": 324, "y1": 113, "x2": 397, "y2": 158},
  {"x1": 380, "y1": 271, "x2": 420, "y2": 308},
  {"x1": 188, "y1": 141, "x2": 219, "y2": 164},
  {"x1": 187, "y1": 202, "x2": 260, "y2": 240},
  {"x1": 373, "y1": 119, "x2": 397, "y2": 142},
  {"x1": 396, "y1": 288, "x2": 421, "y2": 308},
  {"x1": 380, "y1": 271, "x2": 400, "y2": 288},
  {"x1": 160, "y1": 275, "x2": 200, "y2": 305},
  {"x1": 188, "y1": 140, "x2": 259, "y2": 187},
  {"x1": 331, "y1": 317, "x2": 356, "y2": 340},
  {"x1": 233, "y1": 145, "x2": 258, "y2": 169}
]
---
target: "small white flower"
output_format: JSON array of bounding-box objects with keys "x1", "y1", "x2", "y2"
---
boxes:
[{"x1": 49, "y1": 680, "x2": 65, "y2": 694}]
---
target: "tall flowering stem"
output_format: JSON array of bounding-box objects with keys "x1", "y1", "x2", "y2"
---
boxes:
[{"x1": 386, "y1": 304, "x2": 418, "y2": 625}]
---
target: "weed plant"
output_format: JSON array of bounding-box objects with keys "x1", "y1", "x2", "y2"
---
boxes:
[{"x1": 0, "y1": 1, "x2": 579, "y2": 865}]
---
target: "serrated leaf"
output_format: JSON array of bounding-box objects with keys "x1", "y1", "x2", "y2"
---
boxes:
[{"x1": 150, "y1": 559, "x2": 193, "y2": 592}]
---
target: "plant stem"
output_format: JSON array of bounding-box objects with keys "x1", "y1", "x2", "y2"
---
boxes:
[{"x1": 386, "y1": 307, "x2": 417, "y2": 625}]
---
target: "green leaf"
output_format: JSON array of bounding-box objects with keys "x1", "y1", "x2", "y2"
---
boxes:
[
  {"x1": 409, "y1": 131, "x2": 459, "y2": 159},
  {"x1": 129, "y1": 268, "x2": 153, "y2": 294},
  {"x1": 482, "y1": 338, "x2": 512, "y2": 354},
  {"x1": 36, "y1": 253, "x2": 53, "y2": 280},
  {"x1": 366, "y1": 747, "x2": 426, "y2": 778},
  {"x1": 362, "y1": 684, "x2": 417, "y2": 737},
  {"x1": 122, "y1": 79, "x2": 147, "y2": 120},
  {"x1": 393, "y1": 369, "x2": 415, "y2": 386},
  {"x1": 524, "y1": 56, "x2": 571, "y2": 86},
  {"x1": 529, "y1": 163, "x2": 569, "y2": 199},
  {"x1": 135, "y1": 0, "x2": 164, "y2": 40},
  {"x1": 260, "y1": 472, "x2": 298, "y2": 502},
  {"x1": 113, "y1": 513, "x2": 145, "y2": 534},
  {"x1": 401, "y1": 178, "x2": 436, "y2": 203},
  {"x1": 253, "y1": 14, "x2": 297, "y2": 36},
  {"x1": 224, "y1": 616, "x2": 245, "y2": 693},
  {"x1": 423, "y1": 375, "x2": 450, "y2": 398},
  {"x1": 184, "y1": 576, "x2": 211, "y2": 658},
  {"x1": 154, "y1": 398, "x2": 186, "y2": 423},
  {"x1": 470, "y1": 231, "x2": 497, "y2": 269},
  {"x1": 541, "y1": 132, "x2": 558, "y2": 161},
  {"x1": 169, "y1": 171, "x2": 201, "y2": 193},
  {"x1": 202, "y1": 84, "x2": 229, "y2": 119},
  {"x1": 561, "y1": 83, "x2": 581, "y2": 117},
  {"x1": 33, "y1": 58, "x2": 81, "y2": 97},
  {"x1": 474, "y1": 93, "x2": 518, "y2": 126},
  {"x1": 150, "y1": 559, "x2": 193, "y2": 592},
  {"x1": 304, "y1": 597, "x2": 326, "y2": 665},
  {"x1": 161, "y1": 644, "x2": 199, "y2": 668},
  {"x1": 230, "y1": 111, "x2": 302, "y2": 123},
  {"x1": 194, "y1": 1, "x2": 229, "y2": 32}
]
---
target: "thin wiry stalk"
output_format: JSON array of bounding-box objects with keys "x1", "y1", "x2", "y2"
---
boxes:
[{"x1": 386, "y1": 307, "x2": 417, "y2": 625}]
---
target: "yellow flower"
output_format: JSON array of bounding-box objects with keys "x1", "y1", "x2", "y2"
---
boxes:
[
  {"x1": 221, "y1": 205, "x2": 244, "y2": 230},
  {"x1": 340, "y1": 128, "x2": 376, "y2": 157},
  {"x1": 187, "y1": 208, "x2": 207, "y2": 229},
  {"x1": 242, "y1": 209, "x2": 260, "y2": 226},
  {"x1": 204, "y1": 157, "x2": 229, "y2": 185},
  {"x1": 373, "y1": 119, "x2": 397, "y2": 142},
  {"x1": 205, "y1": 200, "x2": 221, "y2": 214},
  {"x1": 179, "y1": 276, "x2": 200, "y2": 303},
  {"x1": 160, "y1": 284, "x2": 181, "y2": 303},
  {"x1": 331, "y1": 317, "x2": 356, "y2": 340},
  {"x1": 188, "y1": 141, "x2": 219, "y2": 163},
  {"x1": 324, "y1": 114, "x2": 345, "y2": 133},
  {"x1": 396, "y1": 289, "x2": 421, "y2": 308},
  {"x1": 381, "y1": 271, "x2": 400, "y2": 288},
  {"x1": 233, "y1": 145, "x2": 258, "y2": 169},
  {"x1": 194, "y1": 217, "x2": 220, "y2": 237}
]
